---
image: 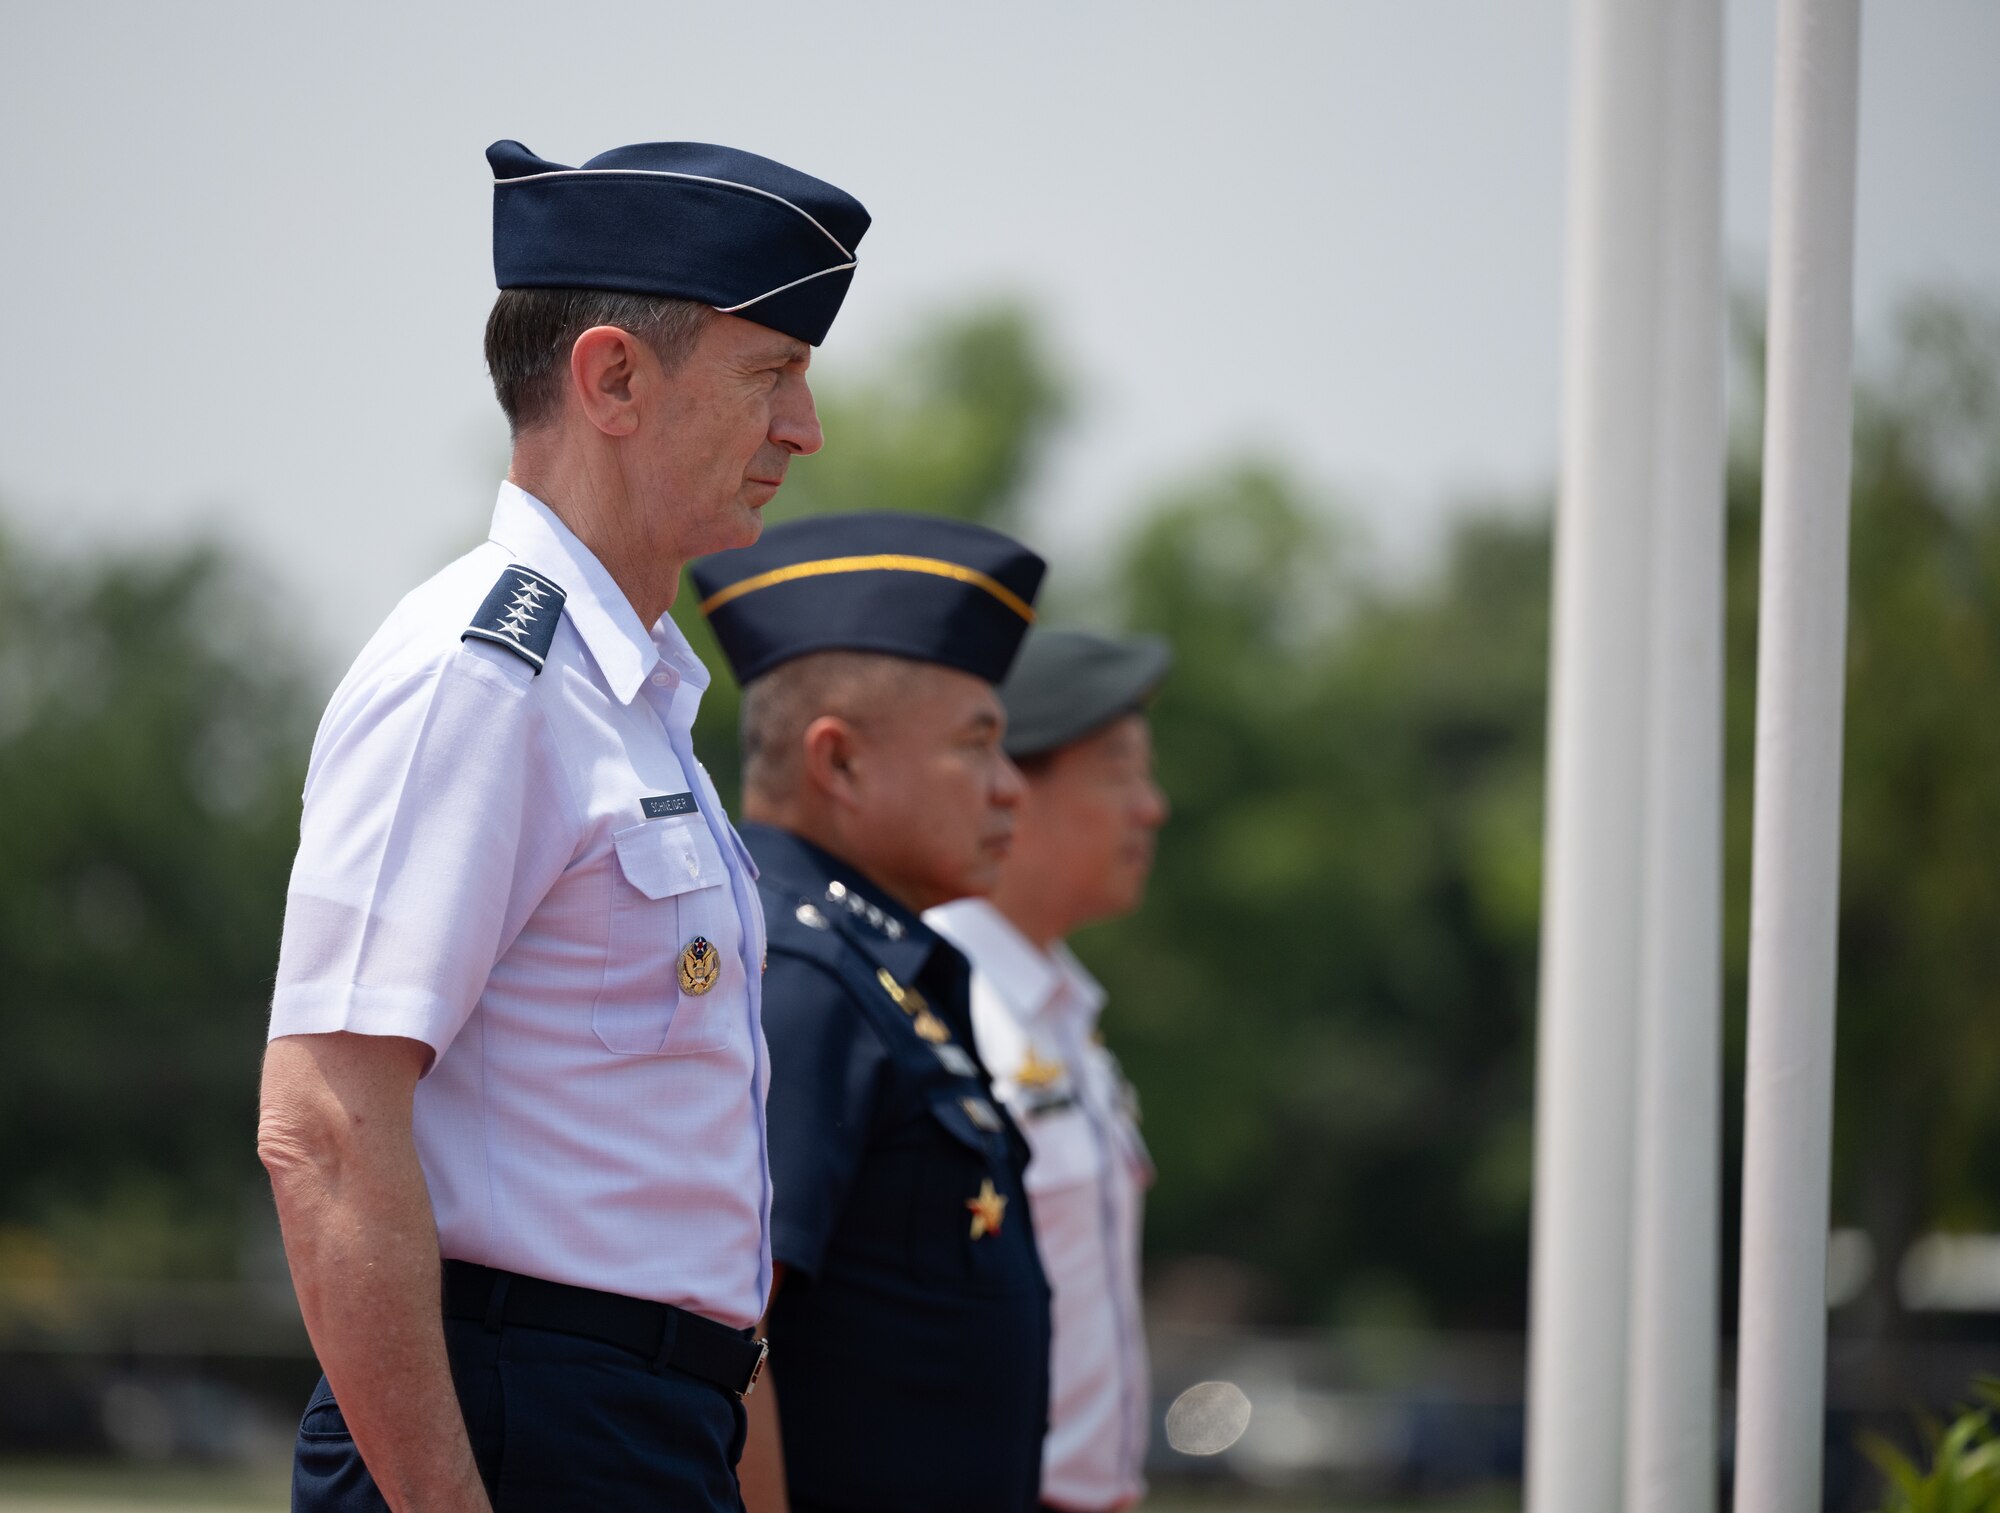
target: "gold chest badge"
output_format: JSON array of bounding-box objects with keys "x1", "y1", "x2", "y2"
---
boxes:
[
  {"x1": 1015, "y1": 1045, "x2": 1066, "y2": 1089},
  {"x1": 679, "y1": 936, "x2": 720, "y2": 996}
]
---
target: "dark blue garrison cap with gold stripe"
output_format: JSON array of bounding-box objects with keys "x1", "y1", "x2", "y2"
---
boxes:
[
  {"x1": 489, "y1": 139, "x2": 870, "y2": 346},
  {"x1": 691, "y1": 513, "x2": 1045, "y2": 687}
]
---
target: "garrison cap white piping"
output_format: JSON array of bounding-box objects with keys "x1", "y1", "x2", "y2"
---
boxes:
[{"x1": 714, "y1": 262, "x2": 859, "y2": 315}]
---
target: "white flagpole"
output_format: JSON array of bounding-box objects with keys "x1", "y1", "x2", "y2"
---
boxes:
[
  {"x1": 1732, "y1": 0, "x2": 1864, "y2": 1509},
  {"x1": 1526, "y1": 1, "x2": 1667, "y2": 1508},
  {"x1": 1625, "y1": 0, "x2": 1727, "y2": 1508}
]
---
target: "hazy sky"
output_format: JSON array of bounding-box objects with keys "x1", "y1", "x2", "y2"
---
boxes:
[{"x1": 3, "y1": 2, "x2": 1996, "y2": 670}]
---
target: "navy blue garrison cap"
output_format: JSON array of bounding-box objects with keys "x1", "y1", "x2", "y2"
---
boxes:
[
  {"x1": 488, "y1": 139, "x2": 870, "y2": 346},
  {"x1": 692, "y1": 513, "x2": 1046, "y2": 686},
  {"x1": 998, "y1": 627, "x2": 1172, "y2": 758}
]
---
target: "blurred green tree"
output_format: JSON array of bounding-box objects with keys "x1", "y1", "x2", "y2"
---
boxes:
[
  {"x1": 1818, "y1": 295, "x2": 2000, "y2": 1335},
  {"x1": 1091, "y1": 291, "x2": 2000, "y2": 1334},
  {"x1": 0, "y1": 536, "x2": 313, "y2": 1278},
  {"x1": 1086, "y1": 471, "x2": 1550, "y2": 1327}
]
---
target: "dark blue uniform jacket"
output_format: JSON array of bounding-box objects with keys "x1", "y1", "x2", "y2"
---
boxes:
[{"x1": 746, "y1": 824, "x2": 1052, "y2": 1513}]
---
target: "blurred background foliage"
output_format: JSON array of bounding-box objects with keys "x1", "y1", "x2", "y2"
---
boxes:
[
  {"x1": 0, "y1": 545, "x2": 312, "y2": 1284},
  {"x1": 2, "y1": 290, "x2": 1998, "y2": 1360}
]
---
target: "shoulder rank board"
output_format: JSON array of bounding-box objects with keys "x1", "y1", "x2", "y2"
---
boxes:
[{"x1": 462, "y1": 565, "x2": 566, "y2": 673}]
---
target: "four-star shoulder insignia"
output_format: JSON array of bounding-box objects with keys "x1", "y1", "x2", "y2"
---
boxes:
[
  {"x1": 966, "y1": 1179, "x2": 1008, "y2": 1240},
  {"x1": 825, "y1": 880, "x2": 906, "y2": 940},
  {"x1": 463, "y1": 565, "x2": 567, "y2": 673}
]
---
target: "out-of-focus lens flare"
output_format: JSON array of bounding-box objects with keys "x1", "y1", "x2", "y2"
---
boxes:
[{"x1": 1164, "y1": 1380, "x2": 1252, "y2": 1456}]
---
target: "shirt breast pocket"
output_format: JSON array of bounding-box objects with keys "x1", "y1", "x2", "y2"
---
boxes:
[
  {"x1": 594, "y1": 818, "x2": 737, "y2": 1056},
  {"x1": 907, "y1": 1093, "x2": 1037, "y2": 1296}
]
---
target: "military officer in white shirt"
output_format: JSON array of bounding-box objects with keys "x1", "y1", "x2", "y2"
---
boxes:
[
  {"x1": 256, "y1": 138, "x2": 868, "y2": 1513},
  {"x1": 927, "y1": 627, "x2": 1172, "y2": 1513}
]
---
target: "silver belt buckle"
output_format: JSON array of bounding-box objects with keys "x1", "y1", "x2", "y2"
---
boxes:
[{"x1": 740, "y1": 1337, "x2": 770, "y2": 1399}]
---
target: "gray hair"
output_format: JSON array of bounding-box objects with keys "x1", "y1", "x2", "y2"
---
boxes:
[{"x1": 484, "y1": 288, "x2": 713, "y2": 436}]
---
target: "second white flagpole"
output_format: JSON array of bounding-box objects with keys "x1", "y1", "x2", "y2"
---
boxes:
[{"x1": 1732, "y1": 0, "x2": 1865, "y2": 1508}]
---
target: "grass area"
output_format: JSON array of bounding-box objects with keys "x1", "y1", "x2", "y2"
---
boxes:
[
  {"x1": 0, "y1": 1462, "x2": 1515, "y2": 1512},
  {"x1": 0, "y1": 1462, "x2": 289, "y2": 1511}
]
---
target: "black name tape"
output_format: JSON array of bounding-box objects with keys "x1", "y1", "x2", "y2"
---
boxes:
[{"x1": 642, "y1": 792, "x2": 698, "y2": 819}]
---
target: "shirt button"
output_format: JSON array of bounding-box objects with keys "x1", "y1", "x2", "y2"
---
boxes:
[{"x1": 651, "y1": 671, "x2": 672, "y2": 686}]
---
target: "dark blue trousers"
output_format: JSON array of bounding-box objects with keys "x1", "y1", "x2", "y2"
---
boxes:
[{"x1": 293, "y1": 1316, "x2": 747, "y2": 1512}]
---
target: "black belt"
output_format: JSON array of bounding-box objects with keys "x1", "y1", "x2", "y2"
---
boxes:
[{"x1": 441, "y1": 1261, "x2": 768, "y2": 1399}]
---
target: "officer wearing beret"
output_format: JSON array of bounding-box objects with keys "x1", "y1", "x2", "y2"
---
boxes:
[
  {"x1": 257, "y1": 139, "x2": 867, "y2": 1512},
  {"x1": 928, "y1": 629, "x2": 1171, "y2": 1513},
  {"x1": 692, "y1": 514, "x2": 1053, "y2": 1513}
]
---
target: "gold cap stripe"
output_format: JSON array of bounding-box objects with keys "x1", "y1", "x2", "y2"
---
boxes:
[{"x1": 698, "y1": 553, "x2": 1036, "y2": 623}]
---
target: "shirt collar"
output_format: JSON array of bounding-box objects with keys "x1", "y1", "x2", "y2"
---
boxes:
[
  {"x1": 925, "y1": 898, "x2": 1106, "y2": 1028},
  {"x1": 1048, "y1": 938, "x2": 1107, "y2": 1025},
  {"x1": 486, "y1": 482, "x2": 711, "y2": 718},
  {"x1": 742, "y1": 822, "x2": 944, "y2": 983}
]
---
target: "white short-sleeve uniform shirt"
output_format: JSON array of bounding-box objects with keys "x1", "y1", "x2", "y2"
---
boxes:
[
  {"x1": 927, "y1": 899, "x2": 1154, "y2": 1512},
  {"x1": 270, "y1": 483, "x2": 771, "y2": 1330}
]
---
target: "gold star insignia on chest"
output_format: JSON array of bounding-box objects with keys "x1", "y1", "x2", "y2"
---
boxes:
[
  {"x1": 1015, "y1": 1045, "x2": 1066, "y2": 1089},
  {"x1": 966, "y1": 1178, "x2": 1008, "y2": 1239},
  {"x1": 678, "y1": 936, "x2": 720, "y2": 996}
]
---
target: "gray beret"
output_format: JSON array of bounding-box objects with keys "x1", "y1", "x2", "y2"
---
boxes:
[{"x1": 998, "y1": 628, "x2": 1172, "y2": 759}]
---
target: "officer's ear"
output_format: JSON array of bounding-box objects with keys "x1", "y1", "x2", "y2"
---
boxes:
[
  {"x1": 800, "y1": 714, "x2": 867, "y2": 809},
  {"x1": 568, "y1": 326, "x2": 644, "y2": 437}
]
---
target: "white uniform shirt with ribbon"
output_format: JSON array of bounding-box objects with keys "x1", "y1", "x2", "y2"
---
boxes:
[
  {"x1": 927, "y1": 898, "x2": 1154, "y2": 1512},
  {"x1": 269, "y1": 482, "x2": 771, "y2": 1330}
]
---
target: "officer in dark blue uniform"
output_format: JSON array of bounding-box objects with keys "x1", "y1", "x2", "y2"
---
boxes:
[{"x1": 691, "y1": 514, "x2": 1053, "y2": 1513}]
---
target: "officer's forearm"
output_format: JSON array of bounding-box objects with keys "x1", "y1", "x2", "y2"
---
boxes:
[
  {"x1": 738, "y1": 1373, "x2": 789, "y2": 1512},
  {"x1": 260, "y1": 1033, "x2": 492, "y2": 1513}
]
